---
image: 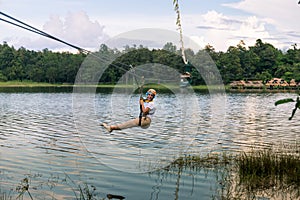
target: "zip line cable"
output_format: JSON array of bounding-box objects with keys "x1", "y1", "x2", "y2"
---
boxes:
[
  {"x1": 0, "y1": 11, "x2": 89, "y2": 54},
  {"x1": 0, "y1": 17, "x2": 49, "y2": 38}
]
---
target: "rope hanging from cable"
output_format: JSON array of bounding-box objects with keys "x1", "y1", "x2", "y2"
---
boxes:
[{"x1": 173, "y1": 0, "x2": 188, "y2": 65}]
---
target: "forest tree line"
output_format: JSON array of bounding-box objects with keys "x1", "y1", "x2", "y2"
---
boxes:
[{"x1": 0, "y1": 39, "x2": 299, "y2": 85}]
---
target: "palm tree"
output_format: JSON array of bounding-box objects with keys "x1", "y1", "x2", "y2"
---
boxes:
[{"x1": 275, "y1": 96, "x2": 300, "y2": 120}]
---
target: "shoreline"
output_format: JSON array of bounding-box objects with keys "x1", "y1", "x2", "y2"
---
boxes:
[{"x1": 1, "y1": 81, "x2": 300, "y2": 93}]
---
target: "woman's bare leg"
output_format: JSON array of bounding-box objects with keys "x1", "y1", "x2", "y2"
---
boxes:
[
  {"x1": 113, "y1": 118, "x2": 139, "y2": 130},
  {"x1": 102, "y1": 117, "x2": 151, "y2": 132}
]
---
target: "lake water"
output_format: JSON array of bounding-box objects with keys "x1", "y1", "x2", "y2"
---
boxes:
[{"x1": 0, "y1": 88, "x2": 299, "y2": 199}]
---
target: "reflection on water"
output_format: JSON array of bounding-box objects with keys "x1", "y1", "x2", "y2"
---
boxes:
[{"x1": 0, "y1": 90, "x2": 300, "y2": 199}]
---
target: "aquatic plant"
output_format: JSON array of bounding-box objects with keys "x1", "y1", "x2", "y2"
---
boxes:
[
  {"x1": 236, "y1": 148, "x2": 300, "y2": 199},
  {"x1": 64, "y1": 173, "x2": 100, "y2": 200},
  {"x1": 16, "y1": 177, "x2": 33, "y2": 200},
  {"x1": 0, "y1": 190, "x2": 12, "y2": 200}
]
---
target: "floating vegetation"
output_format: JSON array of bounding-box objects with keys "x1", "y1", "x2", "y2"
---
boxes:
[{"x1": 172, "y1": 152, "x2": 233, "y2": 168}]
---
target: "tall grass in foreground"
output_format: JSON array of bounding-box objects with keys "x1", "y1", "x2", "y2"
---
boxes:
[
  {"x1": 164, "y1": 144, "x2": 300, "y2": 200},
  {"x1": 236, "y1": 147, "x2": 300, "y2": 199}
]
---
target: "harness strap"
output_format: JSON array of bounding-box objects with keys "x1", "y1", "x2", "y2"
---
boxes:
[
  {"x1": 138, "y1": 97, "x2": 143, "y2": 126},
  {"x1": 130, "y1": 65, "x2": 144, "y2": 126}
]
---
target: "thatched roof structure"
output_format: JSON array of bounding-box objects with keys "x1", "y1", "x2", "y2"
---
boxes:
[
  {"x1": 289, "y1": 79, "x2": 297, "y2": 87},
  {"x1": 229, "y1": 80, "x2": 263, "y2": 89},
  {"x1": 265, "y1": 78, "x2": 289, "y2": 87}
]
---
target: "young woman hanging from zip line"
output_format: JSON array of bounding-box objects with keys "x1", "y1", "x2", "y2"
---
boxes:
[{"x1": 101, "y1": 88, "x2": 157, "y2": 133}]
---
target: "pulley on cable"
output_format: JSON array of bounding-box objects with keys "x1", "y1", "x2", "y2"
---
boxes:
[{"x1": 173, "y1": 0, "x2": 192, "y2": 87}]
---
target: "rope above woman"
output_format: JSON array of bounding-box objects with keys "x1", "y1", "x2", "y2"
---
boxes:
[{"x1": 173, "y1": 0, "x2": 188, "y2": 65}]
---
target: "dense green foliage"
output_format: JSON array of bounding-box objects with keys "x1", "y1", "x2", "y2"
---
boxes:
[
  {"x1": 0, "y1": 42, "x2": 85, "y2": 83},
  {"x1": 0, "y1": 39, "x2": 299, "y2": 85}
]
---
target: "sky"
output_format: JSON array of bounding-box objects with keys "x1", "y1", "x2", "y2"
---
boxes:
[{"x1": 0, "y1": 0, "x2": 299, "y2": 52}]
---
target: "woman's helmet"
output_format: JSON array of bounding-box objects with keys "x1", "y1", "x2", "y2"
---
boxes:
[{"x1": 146, "y1": 89, "x2": 156, "y2": 97}]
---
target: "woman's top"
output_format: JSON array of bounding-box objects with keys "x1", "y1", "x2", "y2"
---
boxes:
[{"x1": 143, "y1": 100, "x2": 156, "y2": 119}]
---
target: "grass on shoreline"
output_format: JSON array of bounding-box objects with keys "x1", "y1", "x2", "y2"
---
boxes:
[
  {"x1": 0, "y1": 81, "x2": 221, "y2": 91},
  {"x1": 2, "y1": 81, "x2": 300, "y2": 93},
  {"x1": 0, "y1": 81, "x2": 69, "y2": 87}
]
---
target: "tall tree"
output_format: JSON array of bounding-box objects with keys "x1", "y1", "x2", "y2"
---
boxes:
[
  {"x1": 250, "y1": 39, "x2": 278, "y2": 75},
  {"x1": 0, "y1": 42, "x2": 15, "y2": 71},
  {"x1": 163, "y1": 42, "x2": 177, "y2": 53}
]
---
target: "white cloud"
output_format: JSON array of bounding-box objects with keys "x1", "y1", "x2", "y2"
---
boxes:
[
  {"x1": 202, "y1": 10, "x2": 241, "y2": 31},
  {"x1": 181, "y1": 0, "x2": 300, "y2": 52},
  {"x1": 63, "y1": 11, "x2": 108, "y2": 46},
  {"x1": 223, "y1": 0, "x2": 300, "y2": 48},
  {"x1": 45, "y1": 11, "x2": 110, "y2": 50},
  {"x1": 43, "y1": 15, "x2": 64, "y2": 37},
  {"x1": 9, "y1": 11, "x2": 109, "y2": 51},
  {"x1": 186, "y1": 10, "x2": 273, "y2": 51},
  {"x1": 223, "y1": 0, "x2": 299, "y2": 27},
  {"x1": 174, "y1": 0, "x2": 300, "y2": 51},
  {"x1": 234, "y1": 16, "x2": 270, "y2": 40}
]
